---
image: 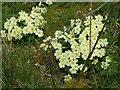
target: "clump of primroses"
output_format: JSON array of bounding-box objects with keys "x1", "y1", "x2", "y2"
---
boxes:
[
  {"x1": 40, "y1": 15, "x2": 111, "y2": 82},
  {"x1": 1, "y1": 1, "x2": 52, "y2": 41}
]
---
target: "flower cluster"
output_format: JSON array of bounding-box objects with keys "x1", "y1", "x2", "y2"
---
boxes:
[
  {"x1": 40, "y1": 36, "x2": 52, "y2": 51},
  {"x1": 46, "y1": 0, "x2": 54, "y2": 5},
  {"x1": 1, "y1": 2, "x2": 51, "y2": 41},
  {"x1": 40, "y1": 15, "x2": 111, "y2": 82},
  {"x1": 64, "y1": 74, "x2": 72, "y2": 82},
  {"x1": 101, "y1": 56, "x2": 111, "y2": 69}
]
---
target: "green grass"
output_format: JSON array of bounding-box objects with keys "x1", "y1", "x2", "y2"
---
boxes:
[{"x1": 2, "y1": 2, "x2": 120, "y2": 88}]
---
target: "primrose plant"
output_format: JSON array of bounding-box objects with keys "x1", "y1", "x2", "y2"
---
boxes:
[
  {"x1": 40, "y1": 15, "x2": 111, "y2": 82},
  {"x1": 1, "y1": 1, "x2": 53, "y2": 41}
]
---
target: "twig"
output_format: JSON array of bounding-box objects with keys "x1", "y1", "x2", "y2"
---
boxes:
[
  {"x1": 86, "y1": 15, "x2": 109, "y2": 61},
  {"x1": 81, "y1": 2, "x2": 108, "y2": 20},
  {"x1": 81, "y1": 10, "x2": 111, "y2": 72},
  {"x1": 82, "y1": 16, "x2": 107, "y2": 71}
]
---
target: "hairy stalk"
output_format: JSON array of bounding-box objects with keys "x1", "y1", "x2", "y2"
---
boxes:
[
  {"x1": 89, "y1": 0, "x2": 92, "y2": 53},
  {"x1": 93, "y1": 68, "x2": 98, "y2": 88},
  {"x1": 49, "y1": 49, "x2": 56, "y2": 88}
]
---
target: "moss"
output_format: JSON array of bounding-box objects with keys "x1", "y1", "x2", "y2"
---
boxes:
[{"x1": 64, "y1": 78, "x2": 90, "y2": 88}]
